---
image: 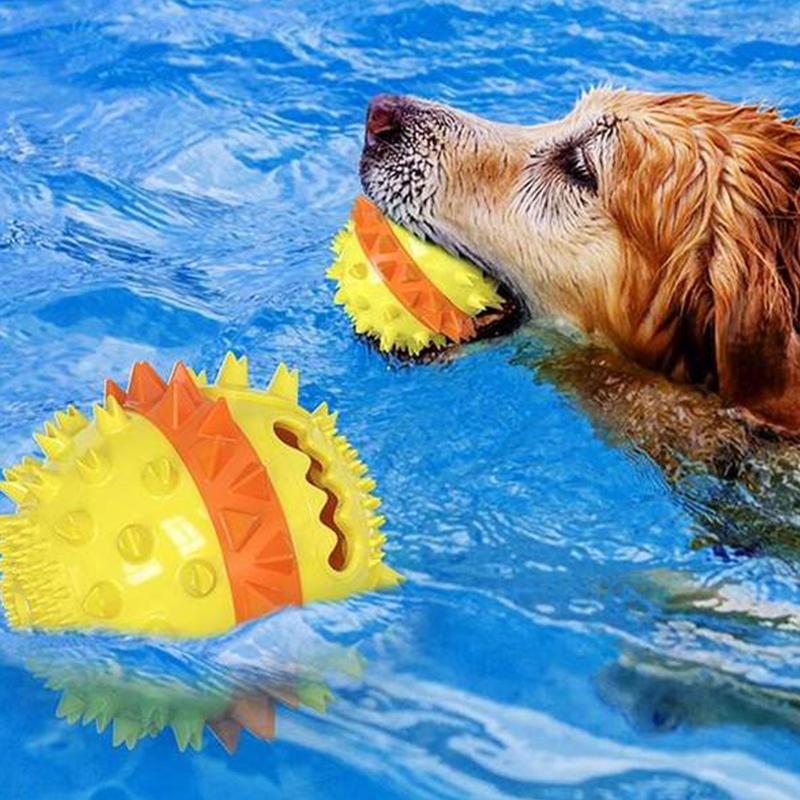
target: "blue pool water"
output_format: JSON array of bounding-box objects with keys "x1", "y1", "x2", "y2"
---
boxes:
[{"x1": 4, "y1": 1, "x2": 800, "y2": 797}]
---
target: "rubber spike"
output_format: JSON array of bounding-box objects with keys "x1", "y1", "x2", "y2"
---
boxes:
[
  {"x1": 376, "y1": 563, "x2": 405, "y2": 590},
  {"x1": 54, "y1": 406, "x2": 89, "y2": 435},
  {"x1": 104, "y1": 379, "x2": 126, "y2": 405},
  {"x1": 33, "y1": 431, "x2": 69, "y2": 461},
  {"x1": 266, "y1": 363, "x2": 299, "y2": 402},
  {"x1": 126, "y1": 362, "x2": 166, "y2": 407},
  {"x1": 358, "y1": 478, "x2": 376, "y2": 492},
  {"x1": 93, "y1": 396, "x2": 128, "y2": 435},
  {"x1": 311, "y1": 401, "x2": 329, "y2": 419},
  {"x1": 81, "y1": 696, "x2": 109, "y2": 727},
  {"x1": 76, "y1": 448, "x2": 110, "y2": 484},
  {"x1": 311, "y1": 403, "x2": 338, "y2": 432},
  {"x1": 95, "y1": 705, "x2": 112, "y2": 733},
  {"x1": 153, "y1": 380, "x2": 201, "y2": 430},
  {"x1": 168, "y1": 362, "x2": 205, "y2": 402},
  {"x1": 0, "y1": 479, "x2": 31, "y2": 505},
  {"x1": 184, "y1": 366, "x2": 208, "y2": 387},
  {"x1": 105, "y1": 394, "x2": 129, "y2": 427},
  {"x1": 3, "y1": 459, "x2": 31, "y2": 483},
  {"x1": 22, "y1": 467, "x2": 58, "y2": 501},
  {"x1": 215, "y1": 352, "x2": 249, "y2": 389}
]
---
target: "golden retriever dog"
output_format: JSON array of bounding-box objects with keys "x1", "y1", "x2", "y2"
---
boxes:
[{"x1": 359, "y1": 88, "x2": 800, "y2": 556}]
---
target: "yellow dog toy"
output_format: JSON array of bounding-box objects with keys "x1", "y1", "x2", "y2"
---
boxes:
[
  {"x1": 0, "y1": 353, "x2": 402, "y2": 637},
  {"x1": 328, "y1": 196, "x2": 504, "y2": 355}
]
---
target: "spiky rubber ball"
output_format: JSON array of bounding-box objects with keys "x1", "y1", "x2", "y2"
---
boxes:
[
  {"x1": 0, "y1": 353, "x2": 402, "y2": 637},
  {"x1": 328, "y1": 196, "x2": 503, "y2": 355}
]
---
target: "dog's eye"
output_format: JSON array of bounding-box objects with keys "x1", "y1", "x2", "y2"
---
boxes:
[{"x1": 555, "y1": 141, "x2": 598, "y2": 193}]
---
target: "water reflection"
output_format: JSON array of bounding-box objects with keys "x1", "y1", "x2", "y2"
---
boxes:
[
  {"x1": 0, "y1": 599, "x2": 380, "y2": 753},
  {"x1": 510, "y1": 327, "x2": 800, "y2": 562},
  {"x1": 500, "y1": 326, "x2": 800, "y2": 749},
  {"x1": 598, "y1": 645, "x2": 800, "y2": 736}
]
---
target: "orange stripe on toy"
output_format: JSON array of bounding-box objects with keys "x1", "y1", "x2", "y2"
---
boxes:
[
  {"x1": 106, "y1": 362, "x2": 302, "y2": 623},
  {"x1": 351, "y1": 196, "x2": 476, "y2": 342}
]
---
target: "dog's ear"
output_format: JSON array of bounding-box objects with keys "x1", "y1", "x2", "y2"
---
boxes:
[
  {"x1": 708, "y1": 144, "x2": 800, "y2": 432},
  {"x1": 607, "y1": 96, "x2": 800, "y2": 431}
]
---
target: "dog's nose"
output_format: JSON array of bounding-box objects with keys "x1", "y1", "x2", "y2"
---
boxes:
[{"x1": 365, "y1": 94, "x2": 404, "y2": 146}]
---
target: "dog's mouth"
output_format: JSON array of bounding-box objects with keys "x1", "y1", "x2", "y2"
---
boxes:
[
  {"x1": 464, "y1": 276, "x2": 526, "y2": 344},
  {"x1": 357, "y1": 94, "x2": 528, "y2": 353}
]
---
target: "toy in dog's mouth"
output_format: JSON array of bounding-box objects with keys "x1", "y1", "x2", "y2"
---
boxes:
[{"x1": 327, "y1": 196, "x2": 523, "y2": 358}]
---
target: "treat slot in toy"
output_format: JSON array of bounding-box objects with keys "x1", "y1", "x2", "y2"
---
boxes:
[{"x1": 108, "y1": 359, "x2": 303, "y2": 623}]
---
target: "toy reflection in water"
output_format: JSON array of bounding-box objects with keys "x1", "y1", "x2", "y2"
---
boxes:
[
  {"x1": 34, "y1": 660, "x2": 306, "y2": 752},
  {"x1": 1, "y1": 600, "x2": 378, "y2": 753}
]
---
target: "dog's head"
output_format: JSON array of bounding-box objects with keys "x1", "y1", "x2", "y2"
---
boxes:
[{"x1": 360, "y1": 88, "x2": 800, "y2": 431}]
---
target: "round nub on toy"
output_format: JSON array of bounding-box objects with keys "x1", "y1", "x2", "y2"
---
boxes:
[
  {"x1": 0, "y1": 353, "x2": 402, "y2": 638},
  {"x1": 328, "y1": 196, "x2": 518, "y2": 356}
]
